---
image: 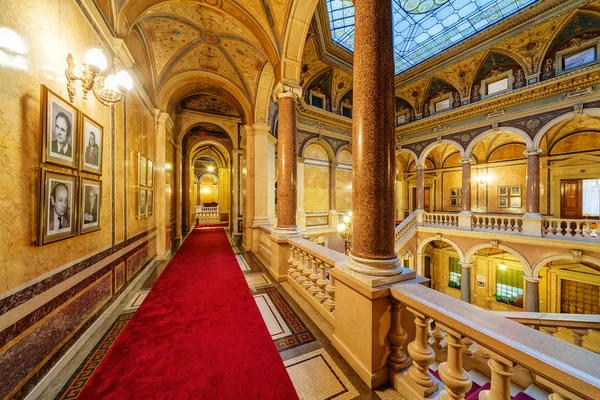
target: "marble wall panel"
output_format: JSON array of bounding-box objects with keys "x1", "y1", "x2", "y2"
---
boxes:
[
  {"x1": 114, "y1": 261, "x2": 125, "y2": 292},
  {"x1": 335, "y1": 169, "x2": 352, "y2": 211},
  {"x1": 0, "y1": 273, "x2": 111, "y2": 399},
  {"x1": 303, "y1": 164, "x2": 329, "y2": 212},
  {"x1": 487, "y1": 164, "x2": 527, "y2": 214},
  {"x1": 126, "y1": 245, "x2": 149, "y2": 281},
  {"x1": 306, "y1": 216, "x2": 329, "y2": 227},
  {"x1": 441, "y1": 171, "x2": 462, "y2": 211}
]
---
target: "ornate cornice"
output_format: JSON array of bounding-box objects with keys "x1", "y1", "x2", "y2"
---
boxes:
[{"x1": 297, "y1": 96, "x2": 352, "y2": 131}]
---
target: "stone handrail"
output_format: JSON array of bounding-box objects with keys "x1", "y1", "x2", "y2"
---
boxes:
[
  {"x1": 195, "y1": 206, "x2": 219, "y2": 213},
  {"x1": 394, "y1": 211, "x2": 418, "y2": 251},
  {"x1": 389, "y1": 282, "x2": 600, "y2": 400},
  {"x1": 286, "y1": 237, "x2": 347, "y2": 326},
  {"x1": 542, "y1": 217, "x2": 599, "y2": 241},
  {"x1": 422, "y1": 212, "x2": 458, "y2": 227},
  {"x1": 257, "y1": 225, "x2": 274, "y2": 265},
  {"x1": 472, "y1": 214, "x2": 523, "y2": 233}
]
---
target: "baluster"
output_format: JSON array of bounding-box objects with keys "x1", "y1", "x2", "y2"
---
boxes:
[
  {"x1": 571, "y1": 329, "x2": 589, "y2": 347},
  {"x1": 309, "y1": 258, "x2": 320, "y2": 296},
  {"x1": 301, "y1": 255, "x2": 313, "y2": 290},
  {"x1": 583, "y1": 222, "x2": 591, "y2": 238},
  {"x1": 388, "y1": 300, "x2": 411, "y2": 371},
  {"x1": 575, "y1": 221, "x2": 582, "y2": 236},
  {"x1": 316, "y1": 262, "x2": 329, "y2": 303},
  {"x1": 462, "y1": 338, "x2": 476, "y2": 357},
  {"x1": 323, "y1": 272, "x2": 336, "y2": 312},
  {"x1": 479, "y1": 350, "x2": 514, "y2": 400},
  {"x1": 405, "y1": 309, "x2": 438, "y2": 396},
  {"x1": 290, "y1": 247, "x2": 300, "y2": 278},
  {"x1": 296, "y1": 251, "x2": 307, "y2": 284},
  {"x1": 429, "y1": 320, "x2": 447, "y2": 350},
  {"x1": 438, "y1": 327, "x2": 472, "y2": 400}
]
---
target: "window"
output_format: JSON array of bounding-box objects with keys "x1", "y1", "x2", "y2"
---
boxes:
[
  {"x1": 583, "y1": 179, "x2": 600, "y2": 217},
  {"x1": 487, "y1": 77, "x2": 509, "y2": 95},
  {"x1": 434, "y1": 98, "x2": 450, "y2": 112},
  {"x1": 448, "y1": 257, "x2": 461, "y2": 288},
  {"x1": 563, "y1": 47, "x2": 596, "y2": 70},
  {"x1": 396, "y1": 113, "x2": 408, "y2": 126},
  {"x1": 310, "y1": 94, "x2": 324, "y2": 109},
  {"x1": 342, "y1": 105, "x2": 352, "y2": 118},
  {"x1": 495, "y1": 268, "x2": 523, "y2": 308}
]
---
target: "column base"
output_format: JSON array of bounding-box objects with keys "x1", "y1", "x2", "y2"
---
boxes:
[
  {"x1": 273, "y1": 225, "x2": 301, "y2": 239},
  {"x1": 346, "y1": 252, "x2": 403, "y2": 278},
  {"x1": 523, "y1": 212, "x2": 542, "y2": 219}
]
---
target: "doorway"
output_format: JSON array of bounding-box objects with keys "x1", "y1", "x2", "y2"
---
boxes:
[
  {"x1": 411, "y1": 186, "x2": 431, "y2": 213},
  {"x1": 561, "y1": 179, "x2": 582, "y2": 219}
]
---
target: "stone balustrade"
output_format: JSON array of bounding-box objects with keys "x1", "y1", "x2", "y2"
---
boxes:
[
  {"x1": 194, "y1": 206, "x2": 220, "y2": 224},
  {"x1": 472, "y1": 214, "x2": 523, "y2": 233},
  {"x1": 257, "y1": 226, "x2": 273, "y2": 267},
  {"x1": 389, "y1": 282, "x2": 600, "y2": 400},
  {"x1": 422, "y1": 212, "x2": 459, "y2": 228},
  {"x1": 395, "y1": 212, "x2": 419, "y2": 250},
  {"x1": 542, "y1": 218, "x2": 599, "y2": 241},
  {"x1": 286, "y1": 237, "x2": 347, "y2": 325}
]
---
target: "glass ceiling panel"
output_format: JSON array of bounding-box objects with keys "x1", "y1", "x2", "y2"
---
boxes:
[{"x1": 326, "y1": 0, "x2": 540, "y2": 75}]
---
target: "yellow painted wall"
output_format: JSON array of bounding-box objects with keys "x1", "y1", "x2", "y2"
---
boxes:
[
  {"x1": 336, "y1": 168, "x2": 352, "y2": 211},
  {"x1": 304, "y1": 164, "x2": 329, "y2": 211}
]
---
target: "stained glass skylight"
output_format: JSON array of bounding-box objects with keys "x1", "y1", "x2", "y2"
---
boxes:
[{"x1": 326, "y1": 0, "x2": 540, "y2": 75}]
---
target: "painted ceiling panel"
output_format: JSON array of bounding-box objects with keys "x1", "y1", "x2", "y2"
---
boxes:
[
  {"x1": 326, "y1": 0, "x2": 540, "y2": 74},
  {"x1": 220, "y1": 38, "x2": 268, "y2": 97}
]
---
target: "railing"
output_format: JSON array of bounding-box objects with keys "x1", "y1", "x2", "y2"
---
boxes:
[
  {"x1": 395, "y1": 211, "x2": 418, "y2": 245},
  {"x1": 257, "y1": 225, "x2": 273, "y2": 265},
  {"x1": 389, "y1": 283, "x2": 600, "y2": 400},
  {"x1": 195, "y1": 206, "x2": 218, "y2": 213},
  {"x1": 194, "y1": 206, "x2": 220, "y2": 224},
  {"x1": 472, "y1": 214, "x2": 523, "y2": 233},
  {"x1": 542, "y1": 218, "x2": 599, "y2": 241},
  {"x1": 286, "y1": 238, "x2": 347, "y2": 326},
  {"x1": 422, "y1": 212, "x2": 458, "y2": 227},
  {"x1": 496, "y1": 311, "x2": 600, "y2": 353}
]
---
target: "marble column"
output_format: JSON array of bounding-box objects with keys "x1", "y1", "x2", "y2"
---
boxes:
[
  {"x1": 524, "y1": 148, "x2": 542, "y2": 218},
  {"x1": 460, "y1": 158, "x2": 473, "y2": 214},
  {"x1": 274, "y1": 85, "x2": 301, "y2": 236},
  {"x1": 154, "y1": 111, "x2": 172, "y2": 260},
  {"x1": 175, "y1": 144, "x2": 182, "y2": 239},
  {"x1": 347, "y1": 0, "x2": 401, "y2": 277},
  {"x1": 524, "y1": 275, "x2": 541, "y2": 312},
  {"x1": 416, "y1": 165, "x2": 424, "y2": 211},
  {"x1": 196, "y1": 180, "x2": 201, "y2": 207},
  {"x1": 459, "y1": 262, "x2": 472, "y2": 303}
]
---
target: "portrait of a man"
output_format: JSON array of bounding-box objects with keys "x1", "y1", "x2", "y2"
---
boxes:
[
  {"x1": 139, "y1": 188, "x2": 147, "y2": 218},
  {"x1": 43, "y1": 86, "x2": 78, "y2": 168},
  {"x1": 147, "y1": 190, "x2": 153, "y2": 216},
  {"x1": 48, "y1": 180, "x2": 72, "y2": 235},
  {"x1": 82, "y1": 115, "x2": 103, "y2": 173},
  {"x1": 83, "y1": 185, "x2": 99, "y2": 226},
  {"x1": 51, "y1": 111, "x2": 72, "y2": 158},
  {"x1": 80, "y1": 178, "x2": 102, "y2": 234}
]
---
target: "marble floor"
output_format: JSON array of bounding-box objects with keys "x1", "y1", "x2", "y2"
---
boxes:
[{"x1": 35, "y1": 229, "x2": 402, "y2": 400}]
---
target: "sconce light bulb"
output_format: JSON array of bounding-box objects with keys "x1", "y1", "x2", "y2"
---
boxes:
[
  {"x1": 343, "y1": 215, "x2": 350, "y2": 223},
  {"x1": 115, "y1": 70, "x2": 133, "y2": 91},
  {"x1": 84, "y1": 48, "x2": 107, "y2": 72},
  {"x1": 337, "y1": 223, "x2": 346, "y2": 232},
  {"x1": 347, "y1": 211, "x2": 353, "y2": 217},
  {"x1": 103, "y1": 74, "x2": 119, "y2": 92},
  {"x1": 208, "y1": 165, "x2": 215, "y2": 172}
]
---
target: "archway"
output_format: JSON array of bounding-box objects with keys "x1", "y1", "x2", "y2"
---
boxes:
[{"x1": 417, "y1": 237, "x2": 466, "y2": 298}]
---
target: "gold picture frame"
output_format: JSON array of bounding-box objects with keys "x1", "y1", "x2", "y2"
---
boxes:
[
  {"x1": 80, "y1": 177, "x2": 102, "y2": 234},
  {"x1": 41, "y1": 85, "x2": 78, "y2": 169},
  {"x1": 139, "y1": 188, "x2": 147, "y2": 219},
  {"x1": 498, "y1": 185, "x2": 508, "y2": 197},
  {"x1": 39, "y1": 169, "x2": 78, "y2": 245},
  {"x1": 147, "y1": 158, "x2": 153, "y2": 187},
  {"x1": 139, "y1": 153, "x2": 147, "y2": 186},
  {"x1": 79, "y1": 113, "x2": 103, "y2": 175},
  {"x1": 510, "y1": 197, "x2": 522, "y2": 208},
  {"x1": 146, "y1": 189, "x2": 153, "y2": 216}
]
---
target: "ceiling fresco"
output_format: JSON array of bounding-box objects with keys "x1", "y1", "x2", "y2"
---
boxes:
[{"x1": 180, "y1": 94, "x2": 241, "y2": 117}]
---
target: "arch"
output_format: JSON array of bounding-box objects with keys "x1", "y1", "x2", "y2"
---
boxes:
[
  {"x1": 396, "y1": 148, "x2": 418, "y2": 165},
  {"x1": 255, "y1": 63, "x2": 276, "y2": 124},
  {"x1": 417, "y1": 139, "x2": 465, "y2": 165},
  {"x1": 189, "y1": 140, "x2": 231, "y2": 169},
  {"x1": 301, "y1": 138, "x2": 335, "y2": 161},
  {"x1": 472, "y1": 49, "x2": 530, "y2": 79},
  {"x1": 533, "y1": 108, "x2": 600, "y2": 148},
  {"x1": 336, "y1": 145, "x2": 353, "y2": 164},
  {"x1": 466, "y1": 127, "x2": 533, "y2": 157},
  {"x1": 465, "y1": 243, "x2": 531, "y2": 276},
  {"x1": 531, "y1": 254, "x2": 600, "y2": 278},
  {"x1": 418, "y1": 236, "x2": 466, "y2": 263},
  {"x1": 198, "y1": 172, "x2": 219, "y2": 185}
]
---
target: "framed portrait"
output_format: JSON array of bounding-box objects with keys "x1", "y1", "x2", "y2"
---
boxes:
[
  {"x1": 451, "y1": 198, "x2": 458, "y2": 206},
  {"x1": 498, "y1": 197, "x2": 509, "y2": 208},
  {"x1": 80, "y1": 113, "x2": 103, "y2": 174},
  {"x1": 139, "y1": 153, "x2": 147, "y2": 186},
  {"x1": 146, "y1": 190, "x2": 153, "y2": 216},
  {"x1": 39, "y1": 169, "x2": 78, "y2": 245},
  {"x1": 139, "y1": 188, "x2": 147, "y2": 219},
  {"x1": 497, "y1": 185, "x2": 508, "y2": 197},
  {"x1": 510, "y1": 197, "x2": 522, "y2": 208},
  {"x1": 147, "y1": 159, "x2": 153, "y2": 187},
  {"x1": 510, "y1": 185, "x2": 521, "y2": 196},
  {"x1": 450, "y1": 188, "x2": 458, "y2": 197},
  {"x1": 41, "y1": 85, "x2": 78, "y2": 169},
  {"x1": 459, "y1": 197, "x2": 463, "y2": 207},
  {"x1": 80, "y1": 178, "x2": 102, "y2": 234}
]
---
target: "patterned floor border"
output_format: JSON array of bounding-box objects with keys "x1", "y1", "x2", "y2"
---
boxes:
[
  {"x1": 254, "y1": 286, "x2": 317, "y2": 352},
  {"x1": 56, "y1": 312, "x2": 135, "y2": 399}
]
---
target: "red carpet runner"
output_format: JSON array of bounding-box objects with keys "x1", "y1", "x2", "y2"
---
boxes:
[{"x1": 79, "y1": 229, "x2": 298, "y2": 400}]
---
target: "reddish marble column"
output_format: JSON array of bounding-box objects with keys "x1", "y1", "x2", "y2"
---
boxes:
[
  {"x1": 524, "y1": 276, "x2": 541, "y2": 312},
  {"x1": 275, "y1": 92, "x2": 299, "y2": 235},
  {"x1": 347, "y1": 0, "x2": 401, "y2": 276},
  {"x1": 416, "y1": 166, "x2": 424, "y2": 211},
  {"x1": 524, "y1": 149, "x2": 542, "y2": 217},
  {"x1": 460, "y1": 158, "x2": 473, "y2": 213}
]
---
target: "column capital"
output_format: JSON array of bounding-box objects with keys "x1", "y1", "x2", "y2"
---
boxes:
[
  {"x1": 241, "y1": 124, "x2": 255, "y2": 137},
  {"x1": 154, "y1": 110, "x2": 174, "y2": 131},
  {"x1": 253, "y1": 123, "x2": 270, "y2": 136},
  {"x1": 523, "y1": 275, "x2": 542, "y2": 283},
  {"x1": 415, "y1": 164, "x2": 424, "y2": 170},
  {"x1": 273, "y1": 83, "x2": 302, "y2": 103},
  {"x1": 459, "y1": 262, "x2": 473, "y2": 268},
  {"x1": 524, "y1": 148, "x2": 542, "y2": 156},
  {"x1": 460, "y1": 157, "x2": 474, "y2": 164},
  {"x1": 297, "y1": 156, "x2": 305, "y2": 164}
]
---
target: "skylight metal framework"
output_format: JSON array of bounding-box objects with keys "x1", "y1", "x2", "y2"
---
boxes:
[{"x1": 326, "y1": 0, "x2": 539, "y2": 74}]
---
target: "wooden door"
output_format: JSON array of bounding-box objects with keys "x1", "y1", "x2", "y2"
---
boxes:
[
  {"x1": 561, "y1": 179, "x2": 582, "y2": 219},
  {"x1": 424, "y1": 187, "x2": 431, "y2": 213}
]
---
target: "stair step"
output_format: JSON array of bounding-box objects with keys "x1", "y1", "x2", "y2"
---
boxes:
[
  {"x1": 465, "y1": 382, "x2": 491, "y2": 400},
  {"x1": 523, "y1": 384, "x2": 551, "y2": 400},
  {"x1": 467, "y1": 369, "x2": 490, "y2": 387},
  {"x1": 430, "y1": 360, "x2": 439, "y2": 371}
]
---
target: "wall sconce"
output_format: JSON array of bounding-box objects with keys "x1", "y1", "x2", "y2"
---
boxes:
[
  {"x1": 65, "y1": 48, "x2": 132, "y2": 106},
  {"x1": 477, "y1": 170, "x2": 488, "y2": 185}
]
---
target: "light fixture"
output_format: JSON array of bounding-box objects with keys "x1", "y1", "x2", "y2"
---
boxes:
[
  {"x1": 65, "y1": 48, "x2": 132, "y2": 106},
  {"x1": 338, "y1": 212, "x2": 353, "y2": 255},
  {"x1": 477, "y1": 170, "x2": 488, "y2": 185},
  {"x1": 498, "y1": 251, "x2": 507, "y2": 270},
  {"x1": 343, "y1": 215, "x2": 351, "y2": 223},
  {"x1": 208, "y1": 165, "x2": 215, "y2": 172}
]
